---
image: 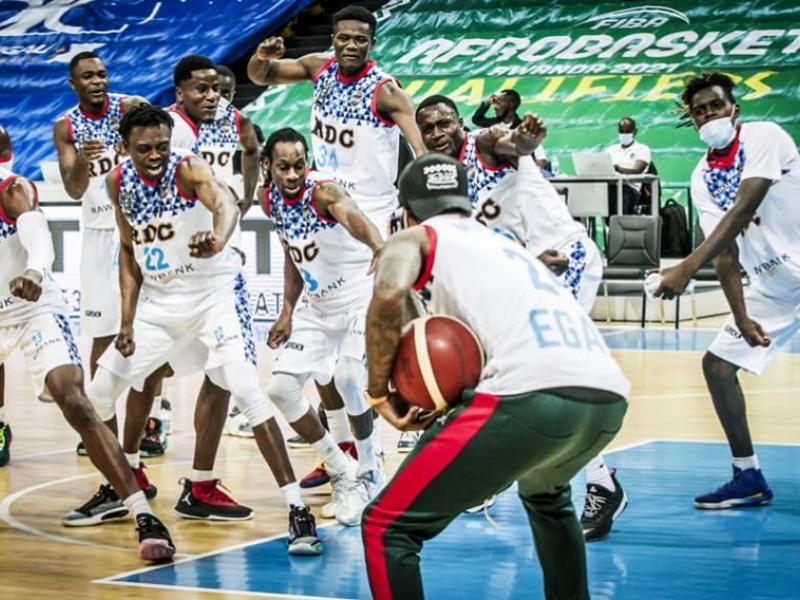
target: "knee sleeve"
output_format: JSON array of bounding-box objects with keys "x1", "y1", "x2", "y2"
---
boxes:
[
  {"x1": 85, "y1": 367, "x2": 129, "y2": 422},
  {"x1": 266, "y1": 372, "x2": 310, "y2": 423},
  {"x1": 333, "y1": 357, "x2": 368, "y2": 416},
  {"x1": 206, "y1": 362, "x2": 274, "y2": 427}
]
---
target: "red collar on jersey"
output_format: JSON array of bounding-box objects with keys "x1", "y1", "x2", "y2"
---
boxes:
[
  {"x1": 169, "y1": 105, "x2": 200, "y2": 138},
  {"x1": 79, "y1": 94, "x2": 110, "y2": 120},
  {"x1": 337, "y1": 59, "x2": 376, "y2": 84},
  {"x1": 705, "y1": 124, "x2": 742, "y2": 170}
]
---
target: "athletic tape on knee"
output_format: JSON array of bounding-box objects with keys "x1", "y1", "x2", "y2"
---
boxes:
[
  {"x1": 333, "y1": 357, "x2": 368, "y2": 416},
  {"x1": 207, "y1": 362, "x2": 274, "y2": 427},
  {"x1": 266, "y1": 372, "x2": 310, "y2": 423},
  {"x1": 86, "y1": 367, "x2": 128, "y2": 421}
]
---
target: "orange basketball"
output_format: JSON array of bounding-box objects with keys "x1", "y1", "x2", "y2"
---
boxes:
[{"x1": 391, "y1": 316, "x2": 485, "y2": 411}]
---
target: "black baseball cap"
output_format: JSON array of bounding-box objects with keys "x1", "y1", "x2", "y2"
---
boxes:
[{"x1": 398, "y1": 153, "x2": 472, "y2": 222}]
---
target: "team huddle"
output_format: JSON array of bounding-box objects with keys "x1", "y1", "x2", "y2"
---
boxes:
[{"x1": 1, "y1": 4, "x2": 798, "y2": 600}]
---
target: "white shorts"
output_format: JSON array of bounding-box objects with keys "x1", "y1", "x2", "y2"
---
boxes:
[
  {"x1": 98, "y1": 275, "x2": 256, "y2": 389},
  {"x1": 271, "y1": 300, "x2": 367, "y2": 384},
  {"x1": 80, "y1": 227, "x2": 120, "y2": 338},
  {"x1": 708, "y1": 289, "x2": 800, "y2": 375},
  {"x1": 556, "y1": 234, "x2": 603, "y2": 314},
  {"x1": 0, "y1": 312, "x2": 82, "y2": 397}
]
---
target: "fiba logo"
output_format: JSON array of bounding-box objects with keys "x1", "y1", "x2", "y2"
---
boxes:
[{"x1": 577, "y1": 6, "x2": 690, "y2": 30}]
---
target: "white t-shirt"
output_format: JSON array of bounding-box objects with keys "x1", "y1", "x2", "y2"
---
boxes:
[
  {"x1": 418, "y1": 214, "x2": 630, "y2": 398},
  {"x1": 692, "y1": 121, "x2": 800, "y2": 299},
  {"x1": 607, "y1": 140, "x2": 651, "y2": 191}
]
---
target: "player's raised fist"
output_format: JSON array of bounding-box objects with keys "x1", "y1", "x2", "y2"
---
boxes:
[
  {"x1": 115, "y1": 326, "x2": 136, "y2": 357},
  {"x1": 189, "y1": 231, "x2": 222, "y2": 258},
  {"x1": 256, "y1": 37, "x2": 286, "y2": 61},
  {"x1": 9, "y1": 269, "x2": 43, "y2": 302},
  {"x1": 519, "y1": 114, "x2": 547, "y2": 144}
]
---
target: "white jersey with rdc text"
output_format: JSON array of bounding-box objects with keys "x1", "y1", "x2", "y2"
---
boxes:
[
  {"x1": 63, "y1": 92, "x2": 127, "y2": 229},
  {"x1": 311, "y1": 58, "x2": 400, "y2": 216},
  {"x1": 0, "y1": 169, "x2": 67, "y2": 326},
  {"x1": 516, "y1": 155, "x2": 585, "y2": 255},
  {"x1": 168, "y1": 100, "x2": 241, "y2": 188},
  {"x1": 416, "y1": 214, "x2": 630, "y2": 398},
  {"x1": 116, "y1": 151, "x2": 241, "y2": 311},
  {"x1": 262, "y1": 173, "x2": 373, "y2": 315},
  {"x1": 692, "y1": 121, "x2": 800, "y2": 298},
  {"x1": 459, "y1": 130, "x2": 527, "y2": 245}
]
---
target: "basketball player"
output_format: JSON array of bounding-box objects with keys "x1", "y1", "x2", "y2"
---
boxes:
[
  {"x1": 216, "y1": 64, "x2": 237, "y2": 104},
  {"x1": 261, "y1": 127, "x2": 385, "y2": 526},
  {"x1": 52, "y1": 52, "x2": 147, "y2": 376},
  {"x1": 415, "y1": 96, "x2": 625, "y2": 539},
  {"x1": 0, "y1": 164, "x2": 175, "y2": 562},
  {"x1": 248, "y1": 5, "x2": 425, "y2": 459},
  {"x1": 65, "y1": 105, "x2": 322, "y2": 555},
  {"x1": 0, "y1": 124, "x2": 12, "y2": 466},
  {"x1": 361, "y1": 154, "x2": 630, "y2": 600},
  {"x1": 655, "y1": 72, "x2": 800, "y2": 508}
]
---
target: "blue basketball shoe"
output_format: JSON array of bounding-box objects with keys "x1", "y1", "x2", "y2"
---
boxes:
[{"x1": 694, "y1": 466, "x2": 773, "y2": 509}]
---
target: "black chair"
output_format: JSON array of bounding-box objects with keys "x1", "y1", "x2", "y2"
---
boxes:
[{"x1": 602, "y1": 215, "x2": 662, "y2": 327}]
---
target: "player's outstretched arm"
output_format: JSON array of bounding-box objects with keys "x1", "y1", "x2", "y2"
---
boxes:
[
  {"x1": 656, "y1": 178, "x2": 771, "y2": 298},
  {"x1": 238, "y1": 113, "x2": 260, "y2": 213},
  {"x1": 3, "y1": 177, "x2": 51, "y2": 302},
  {"x1": 53, "y1": 117, "x2": 103, "y2": 199},
  {"x1": 247, "y1": 36, "x2": 328, "y2": 85},
  {"x1": 376, "y1": 81, "x2": 427, "y2": 157},
  {"x1": 106, "y1": 169, "x2": 141, "y2": 356},
  {"x1": 489, "y1": 113, "x2": 547, "y2": 160},
  {"x1": 267, "y1": 244, "x2": 303, "y2": 349},
  {"x1": 314, "y1": 181, "x2": 383, "y2": 255},
  {"x1": 178, "y1": 157, "x2": 239, "y2": 257}
]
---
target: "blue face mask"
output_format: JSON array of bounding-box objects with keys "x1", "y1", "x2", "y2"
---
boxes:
[
  {"x1": 698, "y1": 116, "x2": 736, "y2": 149},
  {"x1": 618, "y1": 133, "x2": 634, "y2": 146}
]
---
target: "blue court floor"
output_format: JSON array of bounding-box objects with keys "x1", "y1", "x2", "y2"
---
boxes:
[{"x1": 103, "y1": 441, "x2": 800, "y2": 599}]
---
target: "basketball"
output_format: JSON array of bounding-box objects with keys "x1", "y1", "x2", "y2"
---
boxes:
[{"x1": 391, "y1": 316, "x2": 485, "y2": 412}]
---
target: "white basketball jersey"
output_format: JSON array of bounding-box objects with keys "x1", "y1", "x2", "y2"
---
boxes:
[
  {"x1": 262, "y1": 173, "x2": 373, "y2": 314},
  {"x1": 0, "y1": 169, "x2": 67, "y2": 326},
  {"x1": 168, "y1": 100, "x2": 241, "y2": 188},
  {"x1": 0, "y1": 154, "x2": 12, "y2": 172},
  {"x1": 63, "y1": 93, "x2": 127, "y2": 229},
  {"x1": 417, "y1": 214, "x2": 630, "y2": 398},
  {"x1": 116, "y1": 151, "x2": 241, "y2": 310},
  {"x1": 516, "y1": 155, "x2": 585, "y2": 255},
  {"x1": 459, "y1": 130, "x2": 527, "y2": 245},
  {"x1": 311, "y1": 58, "x2": 400, "y2": 215}
]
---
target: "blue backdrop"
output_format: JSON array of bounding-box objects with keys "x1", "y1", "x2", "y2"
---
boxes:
[{"x1": 0, "y1": 0, "x2": 312, "y2": 178}]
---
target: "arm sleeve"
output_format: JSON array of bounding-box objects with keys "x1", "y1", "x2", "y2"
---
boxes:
[
  {"x1": 16, "y1": 210, "x2": 55, "y2": 275},
  {"x1": 740, "y1": 123, "x2": 789, "y2": 182}
]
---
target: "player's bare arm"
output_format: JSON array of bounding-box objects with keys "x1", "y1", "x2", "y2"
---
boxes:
[
  {"x1": 106, "y1": 169, "x2": 141, "y2": 357},
  {"x1": 238, "y1": 113, "x2": 260, "y2": 214},
  {"x1": 366, "y1": 227, "x2": 438, "y2": 431},
  {"x1": 657, "y1": 177, "x2": 771, "y2": 298},
  {"x1": 53, "y1": 117, "x2": 104, "y2": 199},
  {"x1": 314, "y1": 181, "x2": 384, "y2": 261},
  {"x1": 247, "y1": 36, "x2": 328, "y2": 85},
  {"x1": 489, "y1": 113, "x2": 546, "y2": 161},
  {"x1": 267, "y1": 244, "x2": 303, "y2": 349},
  {"x1": 714, "y1": 244, "x2": 770, "y2": 348},
  {"x1": 376, "y1": 81, "x2": 427, "y2": 157},
  {"x1": 3, "y1": 177, "x2": 48, "y2": 302},
  {"x1": 178, "y1": 157, "x2": 239, "y2": 258}
]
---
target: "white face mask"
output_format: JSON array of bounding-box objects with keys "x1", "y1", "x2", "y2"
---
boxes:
[
  {"x1": 618, "y1": 133, "x2": 634, "y2": 146},
  {"x1": 698, "y1": 116, "x2": 736, "y2": 149}
]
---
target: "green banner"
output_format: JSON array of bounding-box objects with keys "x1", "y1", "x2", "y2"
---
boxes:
[{"x1": 245, "y1": 0, "x2": 800, "y2": 198}]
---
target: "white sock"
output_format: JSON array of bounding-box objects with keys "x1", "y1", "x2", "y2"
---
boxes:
[
  {"x1": 0, "y1": 406, "x2": 6, "y2": 424},
  {"x1": 100, "y1": 474, "x2": 109, "y2": 486},
  {"x1": 355, "y1": 432, "x2": 378, "y2": 472},
  {"x1": 149, "y1": 396, "x2": 162, "y2": 418},
  {"x1": 585, "y1": 456, "x2": 615, "y2": 492},
  {"x1": 372, "y1": 414, "x2": 384, "y2": 456},
  {"x1": 122, "y1": 490, "x2": 153, "y2": 517},
  {"x1": 327, "y1": 407, "x2": 353, "y2": 444},
  {"x1": 312, "y1": 432, "x2": 352, "y2": 476},
  {"x1": 733, "y1": 455, "x2": 760, "y2": 471},
  {"x1": 280, "y1": 482, "x2": 304, "y2": 510},
  {"x1": 125, "y1": 452, "x2": 140, "y2": 469},
  {"x1": 192, "y1": 469, "x2": 214, "y2": 482}
]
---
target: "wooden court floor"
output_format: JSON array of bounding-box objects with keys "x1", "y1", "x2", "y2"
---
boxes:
[{"x1": 1, "y1": 316, "x2": 799, "y2": 599}]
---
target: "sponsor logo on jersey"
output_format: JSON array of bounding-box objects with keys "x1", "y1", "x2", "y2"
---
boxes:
[{"x1": 285, "y1": 341, "x2": 304, "y2": 351}]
